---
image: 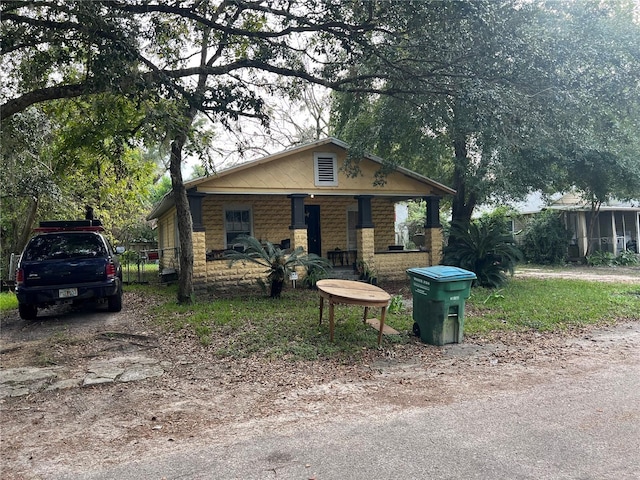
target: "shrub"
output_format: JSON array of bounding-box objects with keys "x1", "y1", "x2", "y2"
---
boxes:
[
  {"x1": 586, "y1": 250, "x2": 616, "y2": 266},
  {"x1": 225, "y1": 236, "x2": 332, "y2": 298},
  {"x1": 522, "y1": 210, "x2": 572, "y2": 265},
  {"x1": 615, "y1": 250, "x2": 640, "y2": 266},
  {"x1": 443, "y1": 220, "x2": 523, "y2": 288}
]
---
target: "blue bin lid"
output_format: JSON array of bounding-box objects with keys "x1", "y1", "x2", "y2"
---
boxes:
[{"x1": 407, "y1": 266, "x2": 477, "y2": 282}]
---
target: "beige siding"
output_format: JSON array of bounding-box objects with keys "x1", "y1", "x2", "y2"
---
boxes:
[
  {"x1": 195, "y1": 144, "x2": 444, "y2": 197},
  {"x1": 158, "y1": 208, "x2": 178, "y2": 270}
]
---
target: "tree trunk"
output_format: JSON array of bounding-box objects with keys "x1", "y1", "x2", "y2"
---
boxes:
[
  {"x1": 169, "y1": 121, "x2": 195, "y2": 304},
  {"x1": 449, "y1": 132, "x2": 477, "y2": 243},
  {"x1": 270, "y1": 279, "x2": 284, "y2": 298},
  {"x1": 16, "y1": 196, "x2": 39, "y2": 253},
  {"x1": 584, "y1": 199, "x2": 602, "y2": 258}
]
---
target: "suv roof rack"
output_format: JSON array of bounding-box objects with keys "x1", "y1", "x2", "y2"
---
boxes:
[{"x1": 35, "y1": 220, "x2": 105, "y2": 232}]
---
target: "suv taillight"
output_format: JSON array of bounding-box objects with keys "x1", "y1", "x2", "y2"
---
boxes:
[
  {"x1": 106, "y1": 263, "x2": 116, "y2": 278},
  {"x1": 16, "y1": 268, "x2": 24, "y2": 285}
]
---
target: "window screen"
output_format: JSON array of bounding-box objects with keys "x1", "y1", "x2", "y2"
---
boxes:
[{"x1": 225, "y1": 209, "x2": 251, "y2": 246}]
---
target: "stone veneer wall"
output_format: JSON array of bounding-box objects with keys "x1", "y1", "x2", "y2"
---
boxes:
[
  {"x1": 202, "y1": 195, "x2": 293, "y2": 250},
  {"x1": 371, "y1": 198, "x2": 396, "y2": 251},
  {"x1": 374, "y1": 251, "x2": 431, "y2": 281},
  {"x1": 192, "y1": 231, "x2": 207, "y2": 290},
  {"x1": 357, "y1": 228, "x2": 375, "y2": 267},
  {"x1": 291, "y1": 228, "x2": 308, "y2": 251},
  {"x1": 423, "y1": 227, "x2": 444, "y2": 264},
  {"x1": 314, "y1": 197, "x2": 356, "y2": 253},
  {"x1": 206, "y1": 260, "x2": 273, "y2": 293}
]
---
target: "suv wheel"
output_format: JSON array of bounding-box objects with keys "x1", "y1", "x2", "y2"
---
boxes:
[
  {"x1": 19, "y1": 303, "x2": 38, "y2": 320},
  {"x1": 107, "y1": 290, "x2": 122, "y2": 312}
]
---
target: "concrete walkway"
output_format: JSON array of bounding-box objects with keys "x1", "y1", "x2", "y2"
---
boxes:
[{"x1": 0, "y1": 355, "x2": 170, "y2": 399}]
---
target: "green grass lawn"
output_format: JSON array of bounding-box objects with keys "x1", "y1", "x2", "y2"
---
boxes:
[
  {"x1": 148, "y1": 276, "x2": 640, "y2": 360},
  {"x1": 0, "y1": 291, "x2": 18, "y2": 311},
  {"x1": 465, "y1": 278, "x2": 640, "y2": 334}
]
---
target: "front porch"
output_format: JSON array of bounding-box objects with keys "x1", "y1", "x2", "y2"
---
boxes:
[{"x1": 183, "y1": 193, "x2": 443, "y2": 292}]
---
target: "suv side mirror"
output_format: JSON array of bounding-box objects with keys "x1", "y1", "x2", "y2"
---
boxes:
[{"x1": 115, "y1": 246, "x2": 126, "y2": 254}]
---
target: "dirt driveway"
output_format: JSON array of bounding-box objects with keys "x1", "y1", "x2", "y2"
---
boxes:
[{"x1": 1, "y1": 266, "x2": 639, "y2": 479}]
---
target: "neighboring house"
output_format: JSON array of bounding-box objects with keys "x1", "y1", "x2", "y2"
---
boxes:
[
  {"x1": 147, "y1": 137, "x2": 455, "y2": 292},
  {"x1": 508, "y1": 192, "x2": 640, "y2": 259}
]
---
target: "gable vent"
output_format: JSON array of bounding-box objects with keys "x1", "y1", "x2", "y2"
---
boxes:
[{"x1": 314, "y1": 153, "x2": 338, "y2": 186}]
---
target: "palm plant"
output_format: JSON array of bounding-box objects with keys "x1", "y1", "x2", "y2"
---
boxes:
[
  {"x1": 225, "y1": 235, "x2": 332, "y2": 298},
  {"x1": 443, "y1": 221, "x2": 523, "y2": 288}
]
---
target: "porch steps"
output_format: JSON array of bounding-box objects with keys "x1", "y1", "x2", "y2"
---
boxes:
[{"x1": 326, "y1": 267, "x2": 360, "y2": 281}]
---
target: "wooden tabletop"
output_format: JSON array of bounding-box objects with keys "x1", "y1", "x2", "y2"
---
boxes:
[{"x1": 316, "y1": 279, "x2": 391, "y2": 305}]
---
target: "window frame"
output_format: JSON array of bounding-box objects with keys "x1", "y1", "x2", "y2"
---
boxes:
[{"x1": 223, "y1": 205, "x2": 253, "y2": 248}]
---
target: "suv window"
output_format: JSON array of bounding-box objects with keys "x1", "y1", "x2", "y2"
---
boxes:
[{"x1": 23, "y1": 233, "x2": 107, "y2": 261}]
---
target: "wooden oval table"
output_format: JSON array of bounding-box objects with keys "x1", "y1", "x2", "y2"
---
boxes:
[{"x1": 316, "y1": 279, "x2": 392, "y2": 346}]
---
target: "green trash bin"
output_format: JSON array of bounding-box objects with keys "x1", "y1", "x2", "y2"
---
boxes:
[{"x1": 406, "y1": 266, "x2": 477, "y2": 346}]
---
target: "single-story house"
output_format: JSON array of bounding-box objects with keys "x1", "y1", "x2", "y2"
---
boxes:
[
  {"x1": 508, "y1": 192, "x2": 640, "y2": 258},
  {"x1": 147, "y1": 137, "x2": 455, "y2": 292}
]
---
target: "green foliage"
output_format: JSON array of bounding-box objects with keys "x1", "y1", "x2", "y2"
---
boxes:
[
  {"x1": 522, "y1": 210, "x2": 572, "y2": 265},
  {"x1": 301, "y1": 264, "x2": 329, "y2": 289},
  {"x1": 225, "y1": 236, "x2": 332, "y2": 298},
  {"x1": 587, "y1": 250, "x2": 640, "y2": 267},
  {"x1": 0, "y1": 292, "x2": 18, "y2": 311},
  {"x1": 443, "y1": 219, "x2": 523, "y2": 288},
  {"x1": 388, "y1": 294, "x2": 405, "y2": 314},
  {"x1": 616, "y1": 250, "x2": 640, "y2": 266},
  {"x1": 586, "y1": 251, "x2": 617, "y2": 267},
  {"x1": 331, "y1": 1, "x2": 640, "y2": 229},
  {"x1": 142, "y1": 274, "x2": 638, "y2": 359}
]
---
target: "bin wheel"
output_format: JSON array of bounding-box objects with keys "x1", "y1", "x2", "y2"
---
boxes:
[{"x1": 412, "y1": 322, "x2": 420, "y2": 337}]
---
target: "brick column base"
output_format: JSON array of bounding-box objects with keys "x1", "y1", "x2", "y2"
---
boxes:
[
  {"x1": 290, "y1": 228, "x2": 308, "y2": 252},
  {"x1": 192, "y1": 231, "x2": 207, "y2": 290},
  {"x1": 423, "y1": 227, "x2": 443, "y2": 265}
]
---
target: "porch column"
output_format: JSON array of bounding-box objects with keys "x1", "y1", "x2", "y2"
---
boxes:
[
  {"x1": 355, "y1": 195, "x2": 375, "y2": 267},
  {"x1": 288, "y1": 194, "x2": 308, "y2": 251},
  {"x1": 576, "y1": 213, "x2": 588, "y2": 258},
  {"x1": 424, "y1": 196, "x2": 443, "y2": 265}
]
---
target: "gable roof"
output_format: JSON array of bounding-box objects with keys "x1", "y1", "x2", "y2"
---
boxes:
[{"x1": 149, "y1": 137, "x2": 455, "y2": 220}]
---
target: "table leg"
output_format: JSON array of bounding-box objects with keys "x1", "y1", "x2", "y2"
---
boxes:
[
  {"x1": 362, "y1": 306, "x2": 369, "y2": 323},
  {"x1": 319, "y1": 296, "x2": 324, "y2": 325},
  {"x1": 377, "y1": 306, "x2": 387, "y2": 347},
  {"x1": 329, "y1": 302, "x2": 335, "y2": 342}
]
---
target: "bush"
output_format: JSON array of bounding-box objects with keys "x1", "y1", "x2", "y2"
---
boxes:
[
  {"x1": 443, "y1": 220, "x2": 523, "y2": 289},
  {"x1": 522, "y1": 210, "x2": 572, "y2": 264},
  {"x1": 615, "y1": 250, "x2": 640, "y2": 266},
  {"x1": 586, "y1": 250, "x2": 616, "y2": 266}
]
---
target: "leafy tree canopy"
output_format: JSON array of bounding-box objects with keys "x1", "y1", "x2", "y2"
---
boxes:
[{"x1": 331, "y1": 0, "x2": 640, "y2": 231}]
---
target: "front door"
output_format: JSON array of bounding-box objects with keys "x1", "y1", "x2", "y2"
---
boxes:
[{"x1": 305, "y1": 205, "x2": 321, "y2": 256}]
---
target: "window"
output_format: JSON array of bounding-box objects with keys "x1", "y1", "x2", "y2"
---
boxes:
[
  {"x1": 314, "y1": 153, "x2": 338, "y2": 186},
  {"x1": 224, "y1": 207, "x2": 252, "y2": 247},
  {"x1": 24, "y1": 233, "x2": 106, "y2": 261}
]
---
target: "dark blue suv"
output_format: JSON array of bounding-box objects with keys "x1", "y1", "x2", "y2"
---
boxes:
[{"x1": 15, "y1": 220, "x2": 124, "y2": 320}]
